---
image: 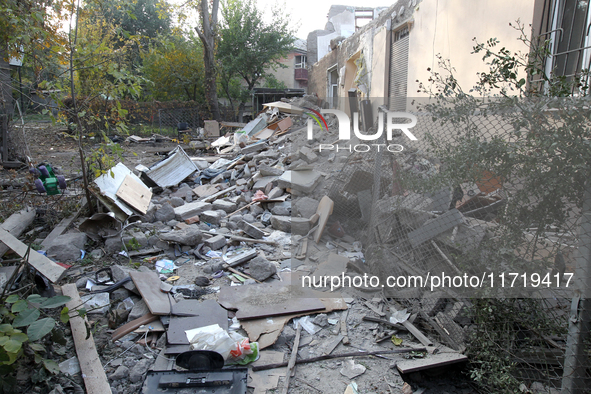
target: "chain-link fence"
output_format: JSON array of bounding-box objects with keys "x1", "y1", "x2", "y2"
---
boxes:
[
  {"x1": 158, "y1": 107, "x2": 200, "y2": 136},
  {"x1": 318, "y1": 96, "x2": 591, "y2": 393}
]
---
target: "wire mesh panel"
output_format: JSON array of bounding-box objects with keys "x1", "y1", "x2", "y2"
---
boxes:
[
  {"x1": 314, "y1": 95, "x2": 591, "y2": 393},
  {"x1": 158, "y1": 107, "x2": 201, "y2": 135}
]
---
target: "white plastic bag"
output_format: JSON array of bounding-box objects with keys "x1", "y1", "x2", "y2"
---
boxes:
[{"x1": 185, "y1": 324, "x2": 235, "y2": 360}]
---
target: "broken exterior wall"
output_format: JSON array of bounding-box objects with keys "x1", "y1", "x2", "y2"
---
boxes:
[
  {"x1": 406, "y1": 0, "x2": 536, "y2": 97},
  {"x1": 307, "y1": 1, "x2": 408, "y2": 109},
  {"x1": 306, "y1": 5, "x2": 389, "y2": 66},
  {"x1": 308, "y1": 0, "x2": 537, "y2": 110}
]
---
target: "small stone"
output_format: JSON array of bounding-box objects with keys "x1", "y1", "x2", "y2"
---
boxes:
[
  {"x1": 270, "y1": 215, "x2": 291, "y2": 232},
  {"x1": 76, "y1": 277, "x2": 90, "y2": 288},
  {"x1": 128, "y1": 299, "x2": 150, "y2": 321},
  {"x1": 212, "y1": 200, "x2": 237, "y2": 213},
  {"x1": 242, "y1": 214, "x2": 256, "y2": 223},
  {"x1": 169, "y1": 197, "x2": 185, "y2": 208},
  {"x1": 299, "y1": 146, "x2": 318, "y2": 163},
  {"x1": 200, "y1": 210, "x2": 222, "y2": 225},
  {"x1": 159, "y1": 225, "x2": 202, "y2": 246},
  {"x1": 339, "y1": 360, "x2": 366, "y2": 379},
  {"x1": 129, "y1": 359, "x2": 151, "y2": 383},
  {"x1": 294, "y1": 197, "x2": 319, "y2": 219},
  {"x1": 259, "y1": 164, "x2": 284, "y2": 177},
  {"x1": 267, "y1": 187, "x2": 283, "y2": 199},
  {"x1": 90, "y1": 249, "x2": 105, "y2": 260},
  {"x1": 155, "y1": 203, "x2": 176, "y2": 222},
  {"x1": 313, "y1": 313, "x2": 329, "y2": 327},
  {"x1": 174, "y1": 201, "x2": 212, "y2": 221},
  {"x1": 108, "y1": 366, "x2": 129, "y2": 381},
  {"x1": 204, "y1": 234, "x2": 226, "y2": 250},
  {"x1": 240, "y1": 220, "x2": 264, "y2": 239},
  {"x1": 271, "y1": 202, "x2": 291, "y2": 216},
  {"x1": 185, "y1": 215, "x2": 200, "y2": 225},
  {"x1": 47, "y1": 244, "x2": 81, "y2": 262},
  {"x1": 229, "y1": 214, "x2": 243, "y2": 223},
  {"x1": 250, "y1": 204, "x2": 264, "y2": 216},
  {"x1": 195, "y1": 276, "x2": 210, "y2": 287},
  {"x1": 248, "y1": 256, "x2": 277, "y2": 281},
  {"x1": 166, "y1": 219, "x2": 179, "y2": 227}
]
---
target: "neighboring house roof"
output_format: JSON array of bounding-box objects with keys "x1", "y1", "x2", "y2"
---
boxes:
[{"x1": 293, "y1": 38, "x2": 307, "y2": 53}]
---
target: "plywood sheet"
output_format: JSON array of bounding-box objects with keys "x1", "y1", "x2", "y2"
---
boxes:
[
  {"x1": 241, "y1": 297, "x2": 348, "y2": 349},
  {"x1": 218, "y1": 281, "x2": 325, "y2": 321},
  {"x1": 129, "y1": 271, "x2": 174, "y2": 315},
  {"x1": 167, "y1": 301, "x2": 228, "y2": 345},
  {"x1": 116, "y1": 175, "x2": 152, "y2": 215},
  {"x1": 396, "y1": 352, "x2": 467, "y2": 373}
]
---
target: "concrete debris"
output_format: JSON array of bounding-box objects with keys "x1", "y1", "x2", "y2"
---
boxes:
[
  {"x1": 159, "y1": 225, "x2": 202, "y2": 246},
  {"x1": 248, "y1": 256, "x2": 277, "y2": 281},
  {"x1": 0, "y1": 95, "x2": 515, "y2": 394}
]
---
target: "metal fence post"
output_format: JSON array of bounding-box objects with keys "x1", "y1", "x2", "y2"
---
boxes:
[{"x1": 561, "y1": 180, "x2": 591, "y2": 393}]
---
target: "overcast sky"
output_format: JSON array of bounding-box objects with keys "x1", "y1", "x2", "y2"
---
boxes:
[{"x1": 228, "y1": 1, "x2": 395, "y2": 40}]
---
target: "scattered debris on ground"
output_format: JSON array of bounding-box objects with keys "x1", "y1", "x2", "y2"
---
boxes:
[{"x1": 1, "y1": 96, "x2": 565, "y2": 394}]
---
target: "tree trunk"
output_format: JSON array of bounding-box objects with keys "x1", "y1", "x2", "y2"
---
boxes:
[
  {"x1": 0, "y1": 44, "x2": 13, "y2": 117},
  {"x1": 195, "y1": 0, "x2": 221, "y2": 121}
]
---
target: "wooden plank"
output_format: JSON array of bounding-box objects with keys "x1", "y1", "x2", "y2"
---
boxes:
[
  {"x1": 115, "y1": 174, "x2": 152, "y2": 215},
  {"x1": 241, "y1": 297, "x2": 348, "y2": 349},
  {"x1": 112, "y1": 313, "x2": 158, "y2": 341},
  {"x1": 402, "y1": 320, "x2": 434, "y2": 347},
  {"x1": 252, "y1": 348, "x2": 426, "y2": 372},
  {"x1": 341, "y1": 309, "x2": 350, "y2": 345},
  {"x1": 252, "y1": 128, "x2": 275, "y2": 140},
  {"x1": 168, "y1": 300, "x2": 228, "y2": 345},
  {"x1": 396, "y1": 352, "x2": 467, "y2": 374},
  {"x1": 313, "y1": 196, "x2": 334, "y2": 243},
  {"x1": 281, "y1": 324, "x2": 302, "y2": 394},
  {"x1": 62, "y1": 284, "x2": 111, "y2": 394},
  {"x1": 0, "y1": 227, "x2": 66, "y2": 283},
  {"x1": 129, "y1": 271, "x2": 174, "y2": 315},
  {"x1": 0, "y1": 207, "x2": 36, "y2": 256},
  {"x1": 218, "y1": 281, "x2": 325, "y2": 321}
]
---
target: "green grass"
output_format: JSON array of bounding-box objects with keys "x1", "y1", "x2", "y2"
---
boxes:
[{"x1": 127, "y1": 124, "x2": 178, "y2": 137}]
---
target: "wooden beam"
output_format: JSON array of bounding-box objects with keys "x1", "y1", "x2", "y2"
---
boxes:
[
  {"x1": 281, "y1": 324, "x2": 302, "y2": 394},
  {"x1": 252, "y1": 348, "x2": 426, "y2": 372},
  {"x1": 0, "y1": 207, "x2": 35, "y2": 256},
  {"x1": 111, "y1": 313, "x2": 158, "y2": 341},
  {"x1": 62, "y1": 284, "x2": 111, "y2": 394},
  {"x1": 0, "y1": 227, "x2": 66, "y2": 283}
]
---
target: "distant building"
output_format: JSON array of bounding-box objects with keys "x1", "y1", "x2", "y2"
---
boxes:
[{"x1": 267, "y1": 38, "x2": 309, "y2": 91}]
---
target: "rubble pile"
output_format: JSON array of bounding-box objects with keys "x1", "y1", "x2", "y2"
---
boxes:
[{"x1": 0, "y1": 96, "x2": 565, "y2": 394}]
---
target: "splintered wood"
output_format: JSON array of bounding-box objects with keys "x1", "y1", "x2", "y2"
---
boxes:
[{"x1": 62, "y1": 284, "x2": 111, "y2": 394}]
